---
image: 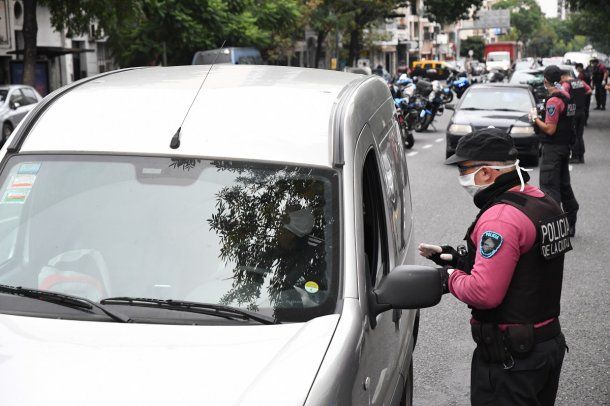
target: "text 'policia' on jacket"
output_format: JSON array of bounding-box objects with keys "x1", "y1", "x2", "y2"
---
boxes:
[
  {"x1": 541, "y1": 92, "x2": 575, "y2": 145},
  {"x1": 462, "y1": 192, "x2": 572, "y2": 324}
]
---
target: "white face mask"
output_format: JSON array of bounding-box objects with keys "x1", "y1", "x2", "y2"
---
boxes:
[{"x1": 458, "y1": 160, "x2": 528, "y2": 197}]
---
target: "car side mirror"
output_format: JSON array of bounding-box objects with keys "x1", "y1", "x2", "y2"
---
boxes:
[
  {"x1": 370, "y1": 265, "x2": 442, "y2": 317},
  {"x1": 9, "y1": 101, "x2": 17, "y2": 109},
  {"x1": 445, "y1": 103, "x2": 455, "y2": 110}
]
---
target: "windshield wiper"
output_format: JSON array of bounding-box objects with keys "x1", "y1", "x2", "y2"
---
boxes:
[
  {"x1": 460, "y1": 107, "x2": 487, "y2": 111},
  {"x1": 494, "y1": 108, "x2": 523, "y2": 112},
  {"x1": 100, "y1": 297, "x2": 279, "y2": 325},
  {"x1": 0, "y1": 284, "x2": 131, "y2": 323}
]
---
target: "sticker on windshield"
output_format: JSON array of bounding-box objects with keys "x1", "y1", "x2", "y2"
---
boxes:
[
  {"x1": 10, "y1": 174, "x2": 36, "y2": 189},
  {"x1": 1, "y1": 189, "x2": 30, "y2": 204},
  {"x1": 304, "y1": 281, "x2": 319, "y2": 294},
  {"x1": 17, "y1": 162, "x2": 42, "y2": 175}
]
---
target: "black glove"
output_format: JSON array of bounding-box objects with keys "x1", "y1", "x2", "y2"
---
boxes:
[
  {"x1": 438, "y1": 267, "x2": 451, "y2": 295},
  {"x1": 422, "y1": 244, "x2": 459, "y2": 267}
]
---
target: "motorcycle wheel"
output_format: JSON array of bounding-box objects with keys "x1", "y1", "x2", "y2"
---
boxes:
[
  {"x1": 415, "y1": 114, "x2": 433, "y2": 132},
  {"x1": 443, "y1": 92, "x2": 454, "y2": 103},
  {"x1": 405, "y1": 130, "x2": 415, "y2": 149}
]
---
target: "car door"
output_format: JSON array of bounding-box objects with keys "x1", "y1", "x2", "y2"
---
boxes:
[{"x1": 351, "y1": 123, "x2": 405, "y2": 406}]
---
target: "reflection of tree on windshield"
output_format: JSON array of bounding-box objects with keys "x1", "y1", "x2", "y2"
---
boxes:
[{"x1": 207, "y1": 163, "x2": 331, "y2": 317}]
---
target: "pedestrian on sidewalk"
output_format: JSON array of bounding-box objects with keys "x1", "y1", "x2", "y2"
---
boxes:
[
  {"x1": 561, "y1": 69, "x2": 591, "y2": 164},
  {"x1": 532, "y1": 65, "x2": 579, "y2": 236},
  {"x1": 590, "y1": 57, "x2": 607, "y2": 110},
  {"x1": 419, "y1": 128, "x2": 571, "y2": 406}
]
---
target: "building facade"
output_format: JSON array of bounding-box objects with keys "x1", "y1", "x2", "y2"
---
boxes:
[{"x1": 0, "y1": 0, "x2": 115, "y2": 95}]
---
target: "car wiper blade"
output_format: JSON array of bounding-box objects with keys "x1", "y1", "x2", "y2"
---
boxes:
[
  {"x1": 0, "y1": 284, "x2": 131, "y2": 323},
  {"x1": 101, "y1": 297, "x2": 279, "y2": 325},
  {"x1": 494, "y1": 108, "x2": 523, "y2": 112},
  {"x1": 460, "y1": 107, "x2": 487, "y2": 110}
]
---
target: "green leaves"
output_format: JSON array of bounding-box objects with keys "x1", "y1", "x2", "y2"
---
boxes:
[{"x1": 424, "y1": 0, "x2": 484, "y2": 25}]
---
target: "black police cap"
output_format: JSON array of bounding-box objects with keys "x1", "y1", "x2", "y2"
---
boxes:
[
  {"x1": 444, "y1": 128, "x2": 518, "y2": 165},
  {"x1": 544, "y1": 65, "x2": 563, "y2": 84}
]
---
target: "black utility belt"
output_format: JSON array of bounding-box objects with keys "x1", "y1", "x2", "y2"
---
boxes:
[{"x1": 471, "y1": 319, "x2": 561, "y2": 368}]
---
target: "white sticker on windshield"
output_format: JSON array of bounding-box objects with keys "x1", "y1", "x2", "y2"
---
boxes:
[
  {"x1": 17, "y1": 162, "x2": 41, "y2": 175},
  {"x1": 10, "y1": 174, "x2": 36, "y2": 189},
  {"x1": 1, "y1": 188, "x2": 30, "y2": 204}
]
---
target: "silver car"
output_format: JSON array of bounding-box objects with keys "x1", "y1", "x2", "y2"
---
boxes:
[
  {"x1": 0, "y1": 85, "x2": 42, "y2": 145},
  {"x1": 0, "y1": 65, "x2": 441, "y2": 406}
]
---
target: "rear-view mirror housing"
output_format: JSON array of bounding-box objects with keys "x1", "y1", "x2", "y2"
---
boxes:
[{"x1": 370, "y1": 265, "x2": 442, "y2": 316}]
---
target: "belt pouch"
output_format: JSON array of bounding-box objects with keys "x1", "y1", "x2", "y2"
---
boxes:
[{"x1": 505, "y1": 324, "x2": 534, "y2": 358}]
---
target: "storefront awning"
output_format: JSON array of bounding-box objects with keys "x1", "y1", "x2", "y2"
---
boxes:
[{"x1": 8, "y1": 46, "x2": 94, "y2": 58}]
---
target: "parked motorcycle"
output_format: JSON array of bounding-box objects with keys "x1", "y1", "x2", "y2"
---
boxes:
[
  {"x1": 393, "y1": 98, "x2": 415, "y2": 149},
  {"x1": 445, "y1": 74, "x2": 471, "y2": 100},
  {"x1": 413, "y1": 80, "x2": 445, "y2": 132}
]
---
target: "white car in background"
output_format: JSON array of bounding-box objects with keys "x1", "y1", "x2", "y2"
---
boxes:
[{"x1": 0, "y1": 85, "x2": 42, "y2": 146}]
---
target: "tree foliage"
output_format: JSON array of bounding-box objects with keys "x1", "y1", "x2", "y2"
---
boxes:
[
  {"x1": 493, "y1": 0, "x2": 543, "y2": 45},
  {"x1": 423, "y1": 0, "x2": 483, "y2": 26},
  {"x1": 459, "y1": 36, "x2": 484, "y2": 60}
]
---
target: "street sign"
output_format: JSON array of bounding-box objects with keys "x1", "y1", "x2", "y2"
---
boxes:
[{"x1": 473, "y1": 9, "x2": 510, "y2": 29}]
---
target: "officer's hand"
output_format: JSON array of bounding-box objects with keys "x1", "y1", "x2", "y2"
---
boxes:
[
  {"x1": 418, "y1": 243, "x2": 458, "y2": 267},
  {"x1": 438, "y1": 267, "x2": 454, "y2": 295}
]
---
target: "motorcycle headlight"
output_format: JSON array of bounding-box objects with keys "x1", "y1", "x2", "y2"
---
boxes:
[
  {"x1": 429, "y1": 92, "x2": 435, "y2": 102},
  {"x1": 448, "y1": 124, "x2": 473, "y2": 135},
  {"x1": 510, "y1": 126, "x2": 535, "y2": 136}
]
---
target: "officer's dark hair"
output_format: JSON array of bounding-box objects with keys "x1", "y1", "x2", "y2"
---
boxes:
[
  {"x1": 575, "y1": 63, "x2": 584, "y2": 70},
  {"x1": 543, "y1": 65, "x2": 562, "y2": 85}
]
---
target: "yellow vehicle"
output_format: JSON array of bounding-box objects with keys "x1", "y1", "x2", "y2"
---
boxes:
[{"x1": 410, "y1": 60, "x2": 454, "y2": 80}]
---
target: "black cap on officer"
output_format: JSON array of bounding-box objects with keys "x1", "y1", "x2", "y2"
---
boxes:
[
  {"x1": 444, "y1": 128, "x2": 518, "y2": 165},
  {"x1": 544, "y1": 65, "x2": 563, "y2": 84}
]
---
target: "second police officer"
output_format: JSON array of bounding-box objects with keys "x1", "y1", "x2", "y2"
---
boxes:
[
  {"x1": 532, "y1": 65, "x2": 579, "y2": 237},
  {"x1": 560, "y1": 68, "x2": 592, "y2": 164}
]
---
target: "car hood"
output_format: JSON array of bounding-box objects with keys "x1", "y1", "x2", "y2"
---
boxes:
[
  {"x1": 452, "y1": 109, "x2": 530, "y2": 131},
  {"x1": 0, "y1": 313, "x2": 339, "y2": 406}
]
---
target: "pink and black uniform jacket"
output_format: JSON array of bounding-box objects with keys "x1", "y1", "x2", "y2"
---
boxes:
[{"x1": 448, "y1": 184, "x2": 556, "y2": 330}]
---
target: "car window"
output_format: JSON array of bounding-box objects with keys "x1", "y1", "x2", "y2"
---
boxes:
[
  {"x1": 0, "y1": 90, "x2": 8, "y2": 103},
  {"x1": 20, "y1": 88, "x2": 38, "y2": 105},
  {"x1": 460, "y1": 88, "x2": 533, "y2": 112},
  {"x1": 9, "y1": 92, "x2": 24, "y2": 107},
  {"x1": 362, "y1": 152, "x2": 389, "y2": 287},
  {"x1": 0, "y1": 156, "x2": 341, "y2": 323},
  {"x1": 424, "y1": 63, "x2": 433, "y2": 70}
]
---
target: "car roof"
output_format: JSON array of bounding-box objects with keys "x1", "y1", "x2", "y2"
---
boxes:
[{"x1": 19, "y1": 65, "x2": 364, "y2": 167}]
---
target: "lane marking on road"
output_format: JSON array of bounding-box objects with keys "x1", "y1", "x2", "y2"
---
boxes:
[
  {"x1": 569, "y1": 165, "x2": 573, "y2": 171},
  {"x1": 422, "y1": 144, "x2": 433, "y2": 149},
  {"x1": 407, "y1": 151, "x2": 419, "y2": 157},
  {"x1": 435, "y1": 138, "x2": 443, "y2": 143}
]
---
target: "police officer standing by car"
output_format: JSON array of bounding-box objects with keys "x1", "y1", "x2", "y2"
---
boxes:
[
  {"x1": 531, "y1": 65, "x2": 579, "y2": 236},
  {"x1": 419, "y1": 128, "x2": 570, "y2": 406},
  {"x1": 590, "y1": 57, "x2": 608, "y2": 110},
  {"x1": 575, "y1": 63, "x2": 592, "y2": 125},
  {"x1": 561, "y1": 69, "x2": 592, "y2": 164}
]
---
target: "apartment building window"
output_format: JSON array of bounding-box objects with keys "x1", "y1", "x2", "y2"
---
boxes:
[{"x1": 97, "y1": 42, "x2": 112, "y2": 73}]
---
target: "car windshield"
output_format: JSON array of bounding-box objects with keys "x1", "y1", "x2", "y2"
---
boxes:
[
  {"x1": 510, "y1": 71, "x2": 543, "y2": 84},
  {"x1": 0, "y1": 155, "x2": 340, "y2": 323},
  {"x1": 460, "y1": 87, "x2": 532, "y2": 112},
  {"x1": 0, "y1": 90, "x2": 8, "y2": 103}
]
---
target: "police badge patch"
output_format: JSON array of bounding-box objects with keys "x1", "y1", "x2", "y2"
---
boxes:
[
  {"x1": 547, "y1": 104, "x2": 556, "y2": 116},
  {"x1": 480, "y1": 231, "x2": 503, "y2": 258}
]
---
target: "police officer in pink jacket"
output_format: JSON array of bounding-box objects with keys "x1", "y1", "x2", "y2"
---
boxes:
[{"x1": 421, "y1": 129, "x2": 571, "y2": 406}]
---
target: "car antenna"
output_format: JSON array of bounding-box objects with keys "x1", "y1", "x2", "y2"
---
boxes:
[{"x1": 170, "y1": 40, "x2": 226, "y2": 149}]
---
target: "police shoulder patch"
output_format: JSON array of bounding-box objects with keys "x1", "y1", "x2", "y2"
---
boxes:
[
  {"x1": 546, "y1": 104, "x2": 556, "y2": 116},
  {"x1": 480, "y1": 231, "x2": 503, "y2": 258}
]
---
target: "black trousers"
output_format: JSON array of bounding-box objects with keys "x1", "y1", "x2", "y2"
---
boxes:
[
  {"x1": 571, "y1": 112, "x2": 586, "y2": 159},
  {"x1": 584, "y1": 94, "x2": 591, "y2": 123},
  {"x1": 539, "y1": 144, "x2": 579, "y2": 229},
  {"x1": 594, "y1": 83, "x2": 606, "y2": 108},
  {"x1": 471, "y1": 333, "x2": 566, "y2": 406}
]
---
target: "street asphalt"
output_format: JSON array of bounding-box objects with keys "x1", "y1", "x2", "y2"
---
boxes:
[{"x1": 407, "y1": 103, "x2": 610, "y2": 405}]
